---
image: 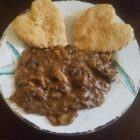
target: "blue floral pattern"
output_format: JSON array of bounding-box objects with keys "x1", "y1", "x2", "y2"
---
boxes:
[
  {"x1": 0, "y1": 41, "x2": 21, "y2": 75},
  {"x1": 113, "y1": 61, "x2": 136, "y2": 95}
]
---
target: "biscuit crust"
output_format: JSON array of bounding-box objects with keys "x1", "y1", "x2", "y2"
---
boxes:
[
  {"x1": 13, "y1": 0, "x2": 67, "y2": 48},
  {"x1": 73, "y1": 4, "x2": 134, "y2": 52}
]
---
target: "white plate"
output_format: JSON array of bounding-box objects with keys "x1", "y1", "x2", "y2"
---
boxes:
[{"x1": 0, "y1": 1, "x2": 140, "y2": 135}]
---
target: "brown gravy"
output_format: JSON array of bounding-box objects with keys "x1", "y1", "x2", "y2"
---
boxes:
[{"x1": 11, "y1": 45, "x2": 116, "y2": 125}]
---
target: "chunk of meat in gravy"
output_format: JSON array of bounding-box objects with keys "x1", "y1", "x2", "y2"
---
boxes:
[{"x1": 11, "y1": 45, "x2": 116, "y2": 126}]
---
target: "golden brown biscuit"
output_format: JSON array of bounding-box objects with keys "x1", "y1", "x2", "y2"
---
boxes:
[
  {"x1": 73, "y1": 4, "x2": 134, "y2": 52},
  {"x1": 13, "y1": 0, "x2": 67, "y2": 48}
]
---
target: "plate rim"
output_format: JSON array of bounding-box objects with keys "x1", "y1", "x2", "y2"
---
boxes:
[{"x1": 0, "y1": 0, "x2": 140, "y2": 135}]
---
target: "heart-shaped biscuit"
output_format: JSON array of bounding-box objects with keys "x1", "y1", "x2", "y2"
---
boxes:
[
  {"x1": 13, "y1": 0, "x2": 67, "y2": 48},
  {"x1": 73, "y1": 4, "x2": 134, "y2": 52}
]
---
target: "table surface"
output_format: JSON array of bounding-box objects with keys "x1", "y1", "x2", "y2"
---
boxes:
[{"x1": 0, "y1": 0, "x2": 140, "y2": 140}]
